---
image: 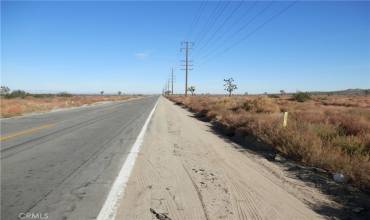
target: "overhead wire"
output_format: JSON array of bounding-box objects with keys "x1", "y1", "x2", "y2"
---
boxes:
[
  {"x1": 198, "y1": 1, "x2": 274, "y2": 63},
  {"x1": 194, "y1": 1, "x2": 258, "y2": 61},
  {"x1": 187, "y1": 1, "x2": 207, "y2": 41},
  {"x1": 199, "y1": 1, "x2": 298, "y2": 66},
  {"x1": 193, "y1": 1, "x2": 231, "y2": 53},
  {"x1": 192, "y1": 1, "x2": 223, "y2": 48},
  {"x1": 194, "y1": 0, "x2": 245, "y2": 57}
]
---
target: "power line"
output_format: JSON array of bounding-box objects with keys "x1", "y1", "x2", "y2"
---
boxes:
[
  {"x1": 194, "y1": 0, "x2": 245, "y2": 57},
  {"x1": 194, "y1": 1, "x2": 258, "y2": 60},
  {"x1": 192, "y1": 1, "x2": 222, "y2": 47},
  {"x1": 199, "y1": 1, "x2": 298, "y2": 66},
  {"x1": 199, "y1": 1, "x2": 274, "y2": 63},
  {"x1": 187, "y1": 1, "x2": 207, "y2": 41},
  {"x1": 194, "y1": 1, "x2": 231, "y2": 53}
]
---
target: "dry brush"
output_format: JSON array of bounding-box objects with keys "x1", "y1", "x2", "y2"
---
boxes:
[{"x1": 168, "y1": 95, "x2": 370, "y2": 190}]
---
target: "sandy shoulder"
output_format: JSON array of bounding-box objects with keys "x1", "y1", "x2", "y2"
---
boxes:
[{"x1": 116, "y1": 97, "x2": 333, "y2": 220}]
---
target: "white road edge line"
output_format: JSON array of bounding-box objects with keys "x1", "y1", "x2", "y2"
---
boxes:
[{"x1": 96, "y1": 99, "x2": 158, "y2": 220}]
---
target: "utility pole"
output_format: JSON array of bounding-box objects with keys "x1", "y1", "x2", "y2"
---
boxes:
[
  {"x1": 171, "y1": 67, "x2": 174, "y2": 95},
  {"x1": 185, "y1": 42, "x2": 188, "y2": 96},
  {"x1": 181, "y1": 41, "x2": 193, "y2": 96},
  {"x1": 167, "y1": 79, "x2": 170, "y2": 94},
  {"x1": 165, "y1": 81, "x2": 168, "y2": 95}
]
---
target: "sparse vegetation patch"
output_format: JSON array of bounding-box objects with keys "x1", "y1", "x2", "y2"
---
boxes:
[
  {"x1": 167, "y1": 94, "x2": 370, "y2": 190},
  {"x1": 292, "y1": 92, "x2": 311, "y2": 102},
  {"x1": 1, "y1": 94, "x2": 136, "y2": 118}
]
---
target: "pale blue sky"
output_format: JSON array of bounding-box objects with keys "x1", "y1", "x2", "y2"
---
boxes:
[{"x1": 1, "y1": 1, "x2": 369, "y2": 94}]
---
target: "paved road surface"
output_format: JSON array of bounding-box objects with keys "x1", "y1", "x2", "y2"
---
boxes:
[{"x1": 1, "y1": 96, "x2": 158, "y2": 220}]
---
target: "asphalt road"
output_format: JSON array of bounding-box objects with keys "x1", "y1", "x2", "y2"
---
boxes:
[{"x1": 1, "y1": 96, "x2": 158, "y2": 220}]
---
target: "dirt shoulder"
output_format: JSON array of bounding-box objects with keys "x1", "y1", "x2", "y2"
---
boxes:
[{"x1": 116, "y1": 97, "x2": 339, "y2": 220}]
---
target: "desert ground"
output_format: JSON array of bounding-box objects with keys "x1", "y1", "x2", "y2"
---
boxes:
[
  {"x1": 168, "y1": 94, "x2": 370, "y2": 190},
  {"x1": 0, "y1": 94, "x2": 138, "y2": 118},
  {"x1": 116, "y1": 96, "x2": 370, "y2": 220}
]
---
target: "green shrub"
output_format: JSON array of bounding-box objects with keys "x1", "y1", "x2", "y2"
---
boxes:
[
  {"x1": 57, "y1": 92, "x2": 73, "y2": 97},
  {"x1": 30, "y1": 93, "x2": 54, "y2": 98},
  {"x1": 332, "y1": 136, "x2": 366, "y2": 156},
  {"x1": 311, "y1": 123, "x2": 338, "y2": 142},
  {"x1": 292, "y1": 92, "x2": 311, "y2": 102},
  {"x1": 4, "y1": 90, "x2": 28, "y2": 99},
  {"x1": 268, "y1": 94, "x2": 280, "y2": 98}
]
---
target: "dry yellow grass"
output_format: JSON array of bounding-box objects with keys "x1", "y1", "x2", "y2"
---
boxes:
[
  {"x1": 0, "y1": 95, "x2": 136, "y2": 118},
  {"x1": 168, "y1": 95, "x2": 370, "y2": 190}
]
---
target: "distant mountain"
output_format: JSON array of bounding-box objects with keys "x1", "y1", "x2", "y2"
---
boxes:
[{"x1": 309, "y1": 89, "x2": 370, "y2": 96}]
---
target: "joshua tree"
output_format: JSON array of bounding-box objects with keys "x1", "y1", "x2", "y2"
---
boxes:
[
  {"x1": 118, "y1": 91, "x2": 122, "y2": 95},
  {"x1": 0, "y1": 86, "x2": 10, "y2": 95},
  {"x1": 187, "y1": 86, "x2": 196, "y2": 96},
  {"x1": 224, "y1": 78, "x2": 237, "y2": 96},
  {"x1": 100, "y1": 91, "x2": 104, "y2": 95}
]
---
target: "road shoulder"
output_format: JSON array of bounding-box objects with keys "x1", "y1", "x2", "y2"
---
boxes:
[{"x1": 116, "y1": 97, "x2": 331, "y2": 219}]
